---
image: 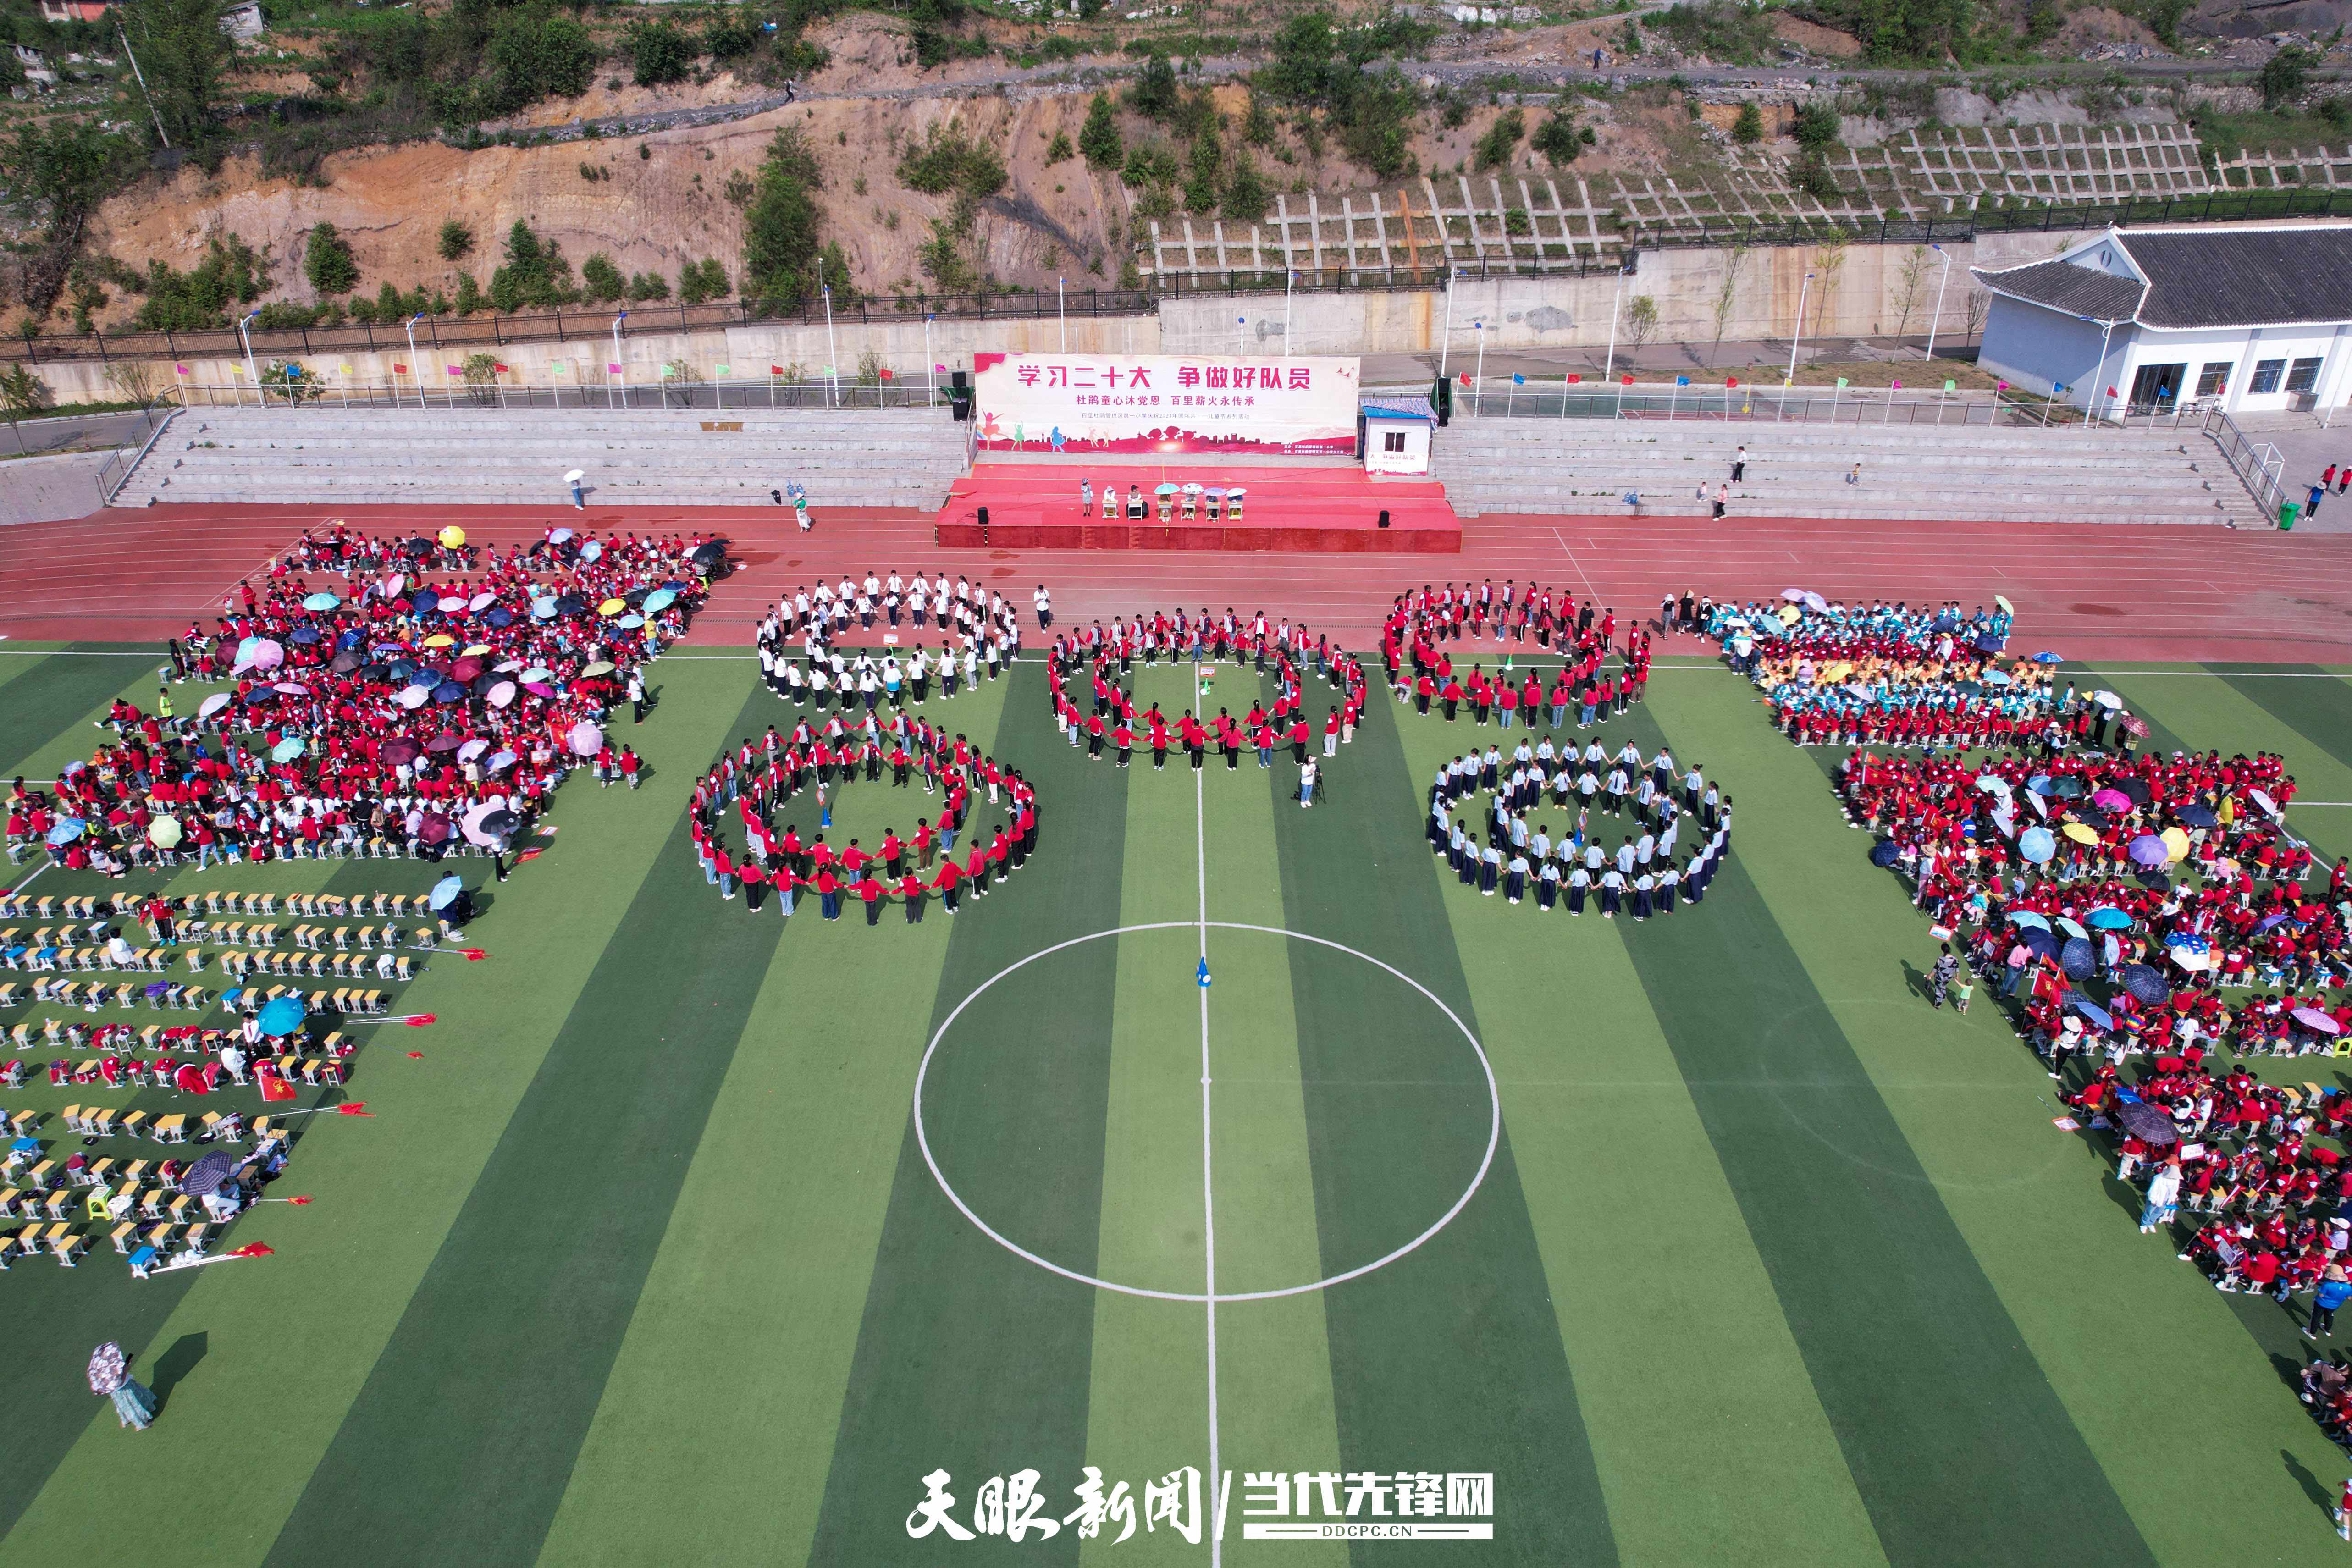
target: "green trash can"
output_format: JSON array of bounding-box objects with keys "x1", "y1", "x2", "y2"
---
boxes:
[{"x1": 2281, "y1": 501, "x2": 2302, "y2": 530}]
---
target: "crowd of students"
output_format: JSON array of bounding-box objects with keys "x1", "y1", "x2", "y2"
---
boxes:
[
  {"x1": 1704, "y1": 595, "x2": 2065, "y2": 750},
  {"x1": 1043, "y1": 613, "x2": 1368, "y2": 797},
  {"x1": 687, "y1": 713, "x2": 1036, "y2": 922},
  {"x1": 754, "y1": 571, "x2": 1033, "y2": 715},
  {"x1": 1381, "y1": 585, "x2": 1650, "y2": 728},
  {"x1": 10, "y1": 524, "x2": 701, "y2": 875},
  {"x1": 1840, "y1": 670, "x2": 2352, "y2": 1436},
  {"x1": 1428, "y1": 736, "x2": 1731, "y2": 917}
]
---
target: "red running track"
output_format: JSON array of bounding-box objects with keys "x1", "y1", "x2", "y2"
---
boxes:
[{"x1": 5, "y1": 502, "x2": 2352, "y2": 663}]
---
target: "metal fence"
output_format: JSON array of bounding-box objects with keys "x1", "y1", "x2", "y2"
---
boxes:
[
  {"x1": 171, "y1": 376, "x2": 951, "y2": 412},
  {"x1": 93, "y1": 403, "x2": 176, "y2": 505},
  {"x1": 1442, "y1": 381, "x2": 2021, "y2": 426},
  {"x1": 2201, "y1": 403, "x2": 2290, "y2": 521},
  {"x1": 0, "y1": 290, "x2": 1157, "y2": 368}
]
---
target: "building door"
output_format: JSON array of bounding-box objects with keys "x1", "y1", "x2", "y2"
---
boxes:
[{"x1": 2128, "y1": 362, "x2": 2185, "y2": 410}]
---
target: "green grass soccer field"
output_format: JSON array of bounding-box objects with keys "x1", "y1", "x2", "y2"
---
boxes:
[{"x1": 2, "y1": 641, "x2": 2351, "y2": 1567}]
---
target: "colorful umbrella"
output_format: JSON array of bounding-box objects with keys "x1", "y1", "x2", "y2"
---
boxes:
[
  {"x1": 567, "y1": 721, "x2": 603, "y2": 757},
  {"x1": 258, "y1": 995, "x2": 307, "y2": 1036},
  {"x1": 87, "y1": 1343, "x2": 127, "y2": 1396},
  {"x1": 302, "y1": 591, "x2": 342, "y2": 611},
  {"x1": 2020, "y1": 826, "x2": 2056, "y2": 862},
  {"x1": 2295, "y1": 1008, "x2": 2345, "y2": 1037},
  {"x1": 439, "y1": 525, "x2": 466, "y2": 547}
]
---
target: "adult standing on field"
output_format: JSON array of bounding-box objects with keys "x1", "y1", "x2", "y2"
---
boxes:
[{"x1": 89, "y1": 1343, "x2": 156, "y2": 1430}]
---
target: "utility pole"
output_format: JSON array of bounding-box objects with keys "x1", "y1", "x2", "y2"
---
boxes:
[{"x1": 116, "y1": 21, "x2": 170, "y2": 149}]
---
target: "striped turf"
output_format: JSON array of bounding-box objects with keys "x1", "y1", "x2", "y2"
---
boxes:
[{"x1": 9, "y1": 650, "x2": 2352, "y2": 1564}]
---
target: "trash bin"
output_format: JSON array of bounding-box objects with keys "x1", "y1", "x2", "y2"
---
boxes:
[{"x1": 2281, "y1": 502, "x2": 2302, "y2": 531}]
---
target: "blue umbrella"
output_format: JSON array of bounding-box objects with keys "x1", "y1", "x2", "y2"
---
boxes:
[
  {"x1": 257, "y1": 995, "x2": 307, "y2": 1037},
  {"x1": 484, "y1": 608, "x2": 515, "y2": 629},
  {"x1": 2034, "y1": 651, "x2": 2063, "y2": 663},
  {"x1": 2026, "y1": 774, "x2": 2054, "y2": 796},
  {"x1": 2006, "y1": 910, "x2": 2051, "y2": 931},
  {"x1": 1868, "y1": 839, "x2": 1902, "y2": 867},
  {"x1": 2120, "y1": 963, "x2": 2171, "y2": 1005},
  {"x1": 2020, "y1": 927, "x2": 2061, "y2": 958},
  {"x1": 532, "y1": 597, "x2": 558, "y2": 621},
  {"x1": 641, "y1": 588, "x2": 677, "y2": 613},
  {"x1": 303, "y1": 591, "x2": 342, "y2": 611},
  {"x1": 2086, "y1": 906, "x2": 2133, "y2": 930},
  {"x1": 429, "y1": 875, "x2": 465, "y2": 911},
  {"x1": 288, "y1": 627, "x2": 320, "y2": 646},
  {"x1": 45, "y1": 819, "x2": 85, "y2": 845},
  {"x1": 617, "y1": 614, "x2": 644, "y2": 629},
  {"x1": 2053, "y1": 916, "x2": 2090, "y2": 940},
  {"x1": 433, "y1": 682, "x2": 467, "y2": 704},
  {"x1": 270, "y1": 737, "x2": 305, "y2": 762},
  {"x1": 2175, "y1": 803, "x2": 2218, "y2": 828},
  {"x1": 2059, "y1": 936, "x2": 2097, "y2": 979},
  {"x1": 2064, "y1": 991, "x2": 2113, "y2": 1029},
  {"x1": 2019, "y1": 826, "x2": 2056, "y2": 863}
]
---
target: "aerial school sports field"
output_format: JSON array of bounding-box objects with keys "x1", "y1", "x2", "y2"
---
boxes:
[{"x1": 6, "y1": 503, "x2": 2352, "y2": 1568}]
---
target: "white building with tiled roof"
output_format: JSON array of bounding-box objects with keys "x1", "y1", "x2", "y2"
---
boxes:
[{"x1": 1972, "y1": 224, "x2": 2352, "y2": 418}]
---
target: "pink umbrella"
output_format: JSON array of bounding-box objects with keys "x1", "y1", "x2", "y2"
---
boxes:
[
  {"x1": 568, "y1": 721, "x2": 603, "y2": 757},
  {"x1": 417, "y1": 812, "x2": 453, "y2": 845},
  {"x1": 396, "y1": 686, "x2": 430, "y2": 709},
  {"x1": 2295, "y1": 1007, "x2": 2345, "y2": 1036},
  {"x1": 468, "y1": 592, "x2": 496, "y2": 612},
  {"x1": 2091, "y1": 788, "x2": 2133, "y2": 813},
  {"x1": 437, "y1": 595, "x2": 467, "y2": 613},
  {"x1": 457, "y1": 739, "x2": 490, "y2": 764},
  {"x1": 524, "y1": 681, "x2": 555, "y2": 698},
  {"x1": 380, "y1": 573, "x2": 406, "y2": 597},
  {"x1": 487, "y1": 681, "x2": 517, "y2": 708},
  {"x1": 273, "y1": 680, "x2": 310, "y2": 696},
  {"x1": 461, "y1": 802, "x2": 501, "y2": 846},
  {"x1": 248, "y1": 638, "x2": 285, "y2": 671}
]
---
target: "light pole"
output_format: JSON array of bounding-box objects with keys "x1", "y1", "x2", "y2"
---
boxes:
[
  {"x1": 403, "y1": 313, "x2": 426, "y2": 410},
  {"x1": 925, "y1": 314, "x2": 935, "y2": 407},
  {"x1": 237, "y1": 309, "x2": 262, "y2": 407},
  {"x1": 2087, "y1": 315, "x2": 2117, "y2": 426},
  {"x1": 1602, "y1": 274, "x2": 1622, "y2": 386},
  {"x1": 1437, "y1": 265, "x2": 1458, "y2": 382},
  {"x1": 1472, "y1": 321, "x2": 1486, "y2": 416},
  {"x1": 610, "y1": 310, "x2": 628, "y2": 410},
  {"x1": 823, "y1": 285, "x2": 839, "y2": 408},
  {"x1": 1058, "y1": 275, "x2": 1066, "y2": 353},
  {"x1": 1785, "y1": 271, "x2": 1814, "y2": 389},
  {"x1": 1284, "y1": 268, "x2": 1295, "y2": 355},
  {"x1": 1923, "y1": 243, "x2": 1953, "y2": 364},
  {"x1": 1236, "y1": 314, "x2": 1246, "y2": 355}
]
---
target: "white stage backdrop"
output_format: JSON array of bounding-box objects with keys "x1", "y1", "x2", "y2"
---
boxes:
[{"x1": 971, "y1": 353, "x2": 1361, "y2": 457}]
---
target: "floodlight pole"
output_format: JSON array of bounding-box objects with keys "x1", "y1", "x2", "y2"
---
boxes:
[
  {"x1": 1924, "y1": 243, "x2": 1952, "y2": 364},
  {"x1": 403, "y1": 315, "x2": 425, "y2": 410},
  {"x1": 610, "y1": 311, "x2": 628, "y2": 410},
  {"x1": 238, "y1": 309, "x2": 262, "y2": 406}
]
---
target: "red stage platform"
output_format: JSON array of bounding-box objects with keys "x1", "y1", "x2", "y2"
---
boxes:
[{"x1": 935, "y1": 463, "x2": 1461, "y2": 552}]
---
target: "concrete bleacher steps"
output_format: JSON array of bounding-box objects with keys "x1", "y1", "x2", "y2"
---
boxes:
[
  {"x1": 1430, "y1": 419, "x2": 2269, "y2": 526},
  {"x1": 114, "y1": 408, "x2": 971, "y2": 509}
]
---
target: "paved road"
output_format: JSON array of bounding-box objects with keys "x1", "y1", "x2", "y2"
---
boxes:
[{"x1": 0, "y1": 409, "x2": 146, "y2": 458}]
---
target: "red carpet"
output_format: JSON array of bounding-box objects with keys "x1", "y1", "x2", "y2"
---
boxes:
[{"x1": 935, "y1": 463, "x2": 1461, "y2": 552}]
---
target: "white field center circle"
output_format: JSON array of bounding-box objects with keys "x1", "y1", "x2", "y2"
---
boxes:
[{"x1": 912, "y1": 920, "x2": 1501, "y2": 1303}]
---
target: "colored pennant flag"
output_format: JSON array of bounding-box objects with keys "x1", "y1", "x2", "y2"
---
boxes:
[
  {"x1": 1997, "y1": 379, "x2": 2010, "y2": 390},
  {"x1": 228, "y1": 1242, "x2": 274, "y2": 1257},
  {"x1": 1458, "y1": 372, "x2": 1471, "y2": 386},
  {"x1": 1890, "y1": 378, "x2": 1902, "y2": 390},
  {"x1": 174, "y1": 363, "x2": 189, "y2": 375},
  {"x1": 2106, "y1": 385, "x2": 2118, "y2": 398},
  {"x1": 337, "y1": 363, "x2": 353, "y2": 375},
  {"x1": 659, "y1": 364, "x2": 675, "y2": 378},
  {"x1": 1620, "y1": 374, "x2": 1634, "y2": 386},
  {"x1": 934, "y1": 362, "x2": 948, "y2": 372},
  {"x1": 393, "y1": 363, "x2": 409, "y2": 374},
  {"x1": 1567, "y1": 373, "x2": 1581, "y2": 383},
  {"x1": 446, "y1": 365, "x2": 464, "y2": 376},
  {"x1": 463, "y1": 948, "x2": 489, "y2": 961},
  {"x1": 1511, "y1": 372, "x2": 1524, "y2": 385},
  {"x1": 771, "y1": 364, "x2": 784, "y2": 375},
  {"x1": 550, "y1": 360, "x2": 567, "y2": 374},
  {"x1": 713, "y1": 364, "x2": 729, "y2": 375},
  {"x1": 608, "y1": 362, "x2": 622, "y2": 374},
  {"x1": 1835, "y1": 376, "x2": 1849, "y2": 388},
  {"x1": 1943, "y1": 379, "x2": 1957, "y2": 392},
  {"x1": 880, "y1": 368, "x2": 894, "y2": 379},
  {"x1": 228, "y1": 364, "x2": 243, "y2": 375},
  {"x1": 493, "y1": 362, "x2": 509, "y2": 374},
  {"x1": 401, "y1": 1013, "x2": 437, "y2": 1027},
  {"x1": 1725, "y1": 376, "x2": 1738, "y2": 387},
  {"x1": 1675, "y1": 375, "x2": 1689, "y2": 386}
]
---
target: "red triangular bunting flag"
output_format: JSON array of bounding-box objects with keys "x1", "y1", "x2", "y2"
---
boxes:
[
  {"x1": 336, "y1": 1103, "x2": 373, "y2": 1116},
  {"x1": 463, "y1": 948, "x2": 488, "y2": 960},
  {"x1": 230, "y1": 1242, "x2": 274, "y2": 1257}
]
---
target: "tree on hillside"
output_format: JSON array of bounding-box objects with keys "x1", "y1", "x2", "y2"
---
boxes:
[
  {"x1": 1130, "y1": 50, "x2": 1179, "y2": 120},
  {"x1": 1079, "y1": 93, "x2": 1124, "y2": 171},
  {"x1": 742, "y1": 127, "x2": 826, "y2": 306},
  {"x1": 304, "y1": 222, "x2": 360, "y2": 296},
  {"x1": 1732, "y1": 102, "x2": 1764, "y2": 144},
  {"x1": 2261, "y1": 45, "x2": 2313, "y2": 112},
  {"x1": 121, "y1": 0, "x2": 232, "y2": 148},
  {"x1": 437, "y1": 219, "x2": 475, "y2": 262}
]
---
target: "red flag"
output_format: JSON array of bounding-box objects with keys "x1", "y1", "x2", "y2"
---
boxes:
[
  {"x1": 1620, "y1": 375, "x2": 1634, "y2": 386},
  {"x1": 1567, "y1": 373, "x2": 1581, "y2": 384},
  {"x1": 516, "y1": 847, "x2": 545, "y2": 863},
  {"x1": 336, "y1": 1103, "x2": 373, "y2": 1116},
  {"x1": 402, "y1": 1013, "x2": 437, "y2": 1027},
  {"x1": 1725, "y1": 376, "x2": 1738, "y2": 388},
  {"x1": 493, "y1": 363, "x2": 509, "y2": 373},
  {"x1": 229, "y1": 1242, "x2": 274, "y2": 1258},
  {"x1": 288, "y1": 1195, "x2": 313, "y2": 1204},
  {"x1": 407, "y1": 1050, "x2": 425, "y2": 1059},
  {"x1": 770, "y1": 364, "x2": 784, "y2": 375},
  {"x1": 879, "y1": 368, "x2": 894, "y2": 379},
  {"x1": 1458, "y1": 372, "x2": 1471, "y2": 386},
  {"x1": 463, "y1": 948, "x2": 489, "y2": 960},
  {"x1": 392, "y1": 364, "x2": 409, "y2": 375},
  {"x1": 259, "y1": 1071, "x2": 297, "y2": 1103},
  {"x1": 2106, "y1": 386, "x2": 2117, "y2": 397}
]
